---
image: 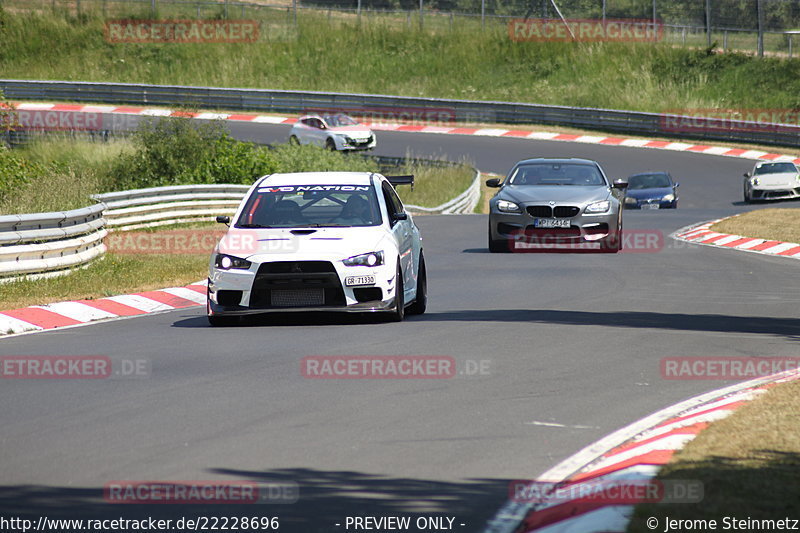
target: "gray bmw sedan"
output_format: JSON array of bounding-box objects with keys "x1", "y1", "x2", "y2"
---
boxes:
[{"x1": 487, "y1": 158, "x2": 628, "y2": 253}]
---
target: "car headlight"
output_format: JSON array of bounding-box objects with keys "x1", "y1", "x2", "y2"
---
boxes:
[
  {"x1": 624, "y1": 196, "x2": 637, "y2": 205},
  {"x1": 751, "y1": 177, "x2": 759, "y2": 186},
  {"x1": 214, "y1": 254, "x2": 251, "y2": 270},
  {"x1": 585, "y1": 200, "x2": 611, "y2": 213},
  {"x1": 662, "y1": 193, "x2": 675, "y2": 202},
  {"x1": 343, "y1": 251, "x2": 384, "y2": 267},
  {"x1": 497, "y1": 200, "x2": 521, "y2": 213}
]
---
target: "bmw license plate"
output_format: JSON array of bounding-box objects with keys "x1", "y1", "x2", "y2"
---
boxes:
[
  {"x1": 345, "y1": 275, "x2": 375, "y2": 287},
  {"x1": 643, "y1": 204, "x2": 660, "y2": 210},
  {"x1": 534, "y1": 218, "x2": 571, "y2": 229}
]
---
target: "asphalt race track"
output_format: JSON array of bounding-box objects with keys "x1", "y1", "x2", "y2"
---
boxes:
[{"x1": 2, "y1": 118, "x2": 800, "y2": 531}]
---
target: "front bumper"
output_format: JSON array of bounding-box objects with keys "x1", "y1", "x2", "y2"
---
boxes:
[
  {"x1": 624, "y1": 198, "x2": 677, "y2": 209},
  {"x1": 749, "y1": 185, "x2": 800, "y2": 201},
  {"x1": 490, "y1": 205, "x2": 620, "y2": 248},
  {"x1": 208, "y1": 256, "x2": 397, "y2": 316},
  {"x1": 335, "y1": 134, "x2": 377, "y2": 151}
]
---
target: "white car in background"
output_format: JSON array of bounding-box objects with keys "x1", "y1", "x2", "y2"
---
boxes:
[
  {"x1": 289, "y1": 113, "x2": 376, "y2": 151},
  {"x1": 743, "y1": 161, "x2": 800, "y2": 202},
  {"x1": 207, "y1": 171, "x2": 425, "y2": 325}
]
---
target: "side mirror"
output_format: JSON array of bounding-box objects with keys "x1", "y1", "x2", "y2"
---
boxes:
[
  {"x1": 485, "y1": 178, "x2": 501, "y2": 188},
  {"x1": 393, "y1": 212, "x2": 408, "y2": 221},
  {"x1": 612, "y1": 179, "x2": 628, "y2": 190},
  {"x1": 674, "y1": 182, "x2": 680, "y2": 187},
  {"x1": 743, "y1": 172, "x2": 751, "y2": 178},
  {"x1": 216, "y1": 215, "x2": 231, "y2": 225}
]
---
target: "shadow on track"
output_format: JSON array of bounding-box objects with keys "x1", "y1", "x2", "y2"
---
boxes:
[
  {"x1": 0, "y1": 469, "x2": 510, "y2": 533},
  {"x1": 421, "y1": 309, "x2": 800, "y2": 338}
]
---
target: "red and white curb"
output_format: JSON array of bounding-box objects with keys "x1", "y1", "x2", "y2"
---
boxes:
[
  {"x1": 0, "y1": 280, "x2": 207, "y2": 338},
  {"x1": 483, "y1": 369, "x2": 800, "y2": 533},
  {"x1": 672, "y1": 218, "x2": 800, "y2": 259},
  {"x1": 13, "y1": 102, "x2": 800, "y2": 164}
]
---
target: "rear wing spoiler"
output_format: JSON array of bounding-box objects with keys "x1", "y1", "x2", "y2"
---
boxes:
[{"x1": 385, "y1": 175, "x2": 415, "y2": 190}]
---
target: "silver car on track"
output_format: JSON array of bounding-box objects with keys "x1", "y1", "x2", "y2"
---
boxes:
[
  {"x1": 487, "y1": 158, "x2": 628, "y2": 253},
  {"x1": 743, "y1": 161, "x2": 800, "y2": 203}
]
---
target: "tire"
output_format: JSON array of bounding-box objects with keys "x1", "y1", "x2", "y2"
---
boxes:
[
  {"x1": 387, "y1": 265, "x2": 405, "y2": 322},
  {"x1": 289, "y1": 135, "x2": 300, "y2": 145},
  {"x1": 743, "y1": 187, "x2": 751, "y2": 204},
  {"x1": 602, "y1": 220, "x2": 622, "y2": 253},
  {"x1": 406, "y1": 254, "x2": 427, "y2": 316},
  {"x1": 488, "y1": 225, "x2": 508, "y2": 253},
  {"x1": 325, "y1": 138, "x2": 337, "y2": 151}
]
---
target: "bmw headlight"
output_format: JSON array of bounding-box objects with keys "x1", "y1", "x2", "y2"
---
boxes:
[
  {"x1": 662, "y1": 193, "x2": 675, "y2": 202},
  {"x1": 343, "y1": 251, "x2": 384, "y2": 267},
  {"x1": 585, "y1": 200, "x2": 611, "y2": 213},
  {"x1": 497, "y1": 200, "x2": 521, "y2": 213},
  {"x1": 214, "y1": 254, "x2": 251, "y2": 270},
  {"x1": 624, "y1": 196, "x2": 637, "y2": 205}
]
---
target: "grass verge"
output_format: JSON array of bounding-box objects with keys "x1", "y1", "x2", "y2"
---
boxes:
[
  {"x1": 628, "y1": 379, "x2": 800, "y2": 532},
  {"x1": 2, "y1": 5, "x2": 800, "y2": 114},
  {"x1": 711, "y1": 208, "x2": 800, "y2": 243}
]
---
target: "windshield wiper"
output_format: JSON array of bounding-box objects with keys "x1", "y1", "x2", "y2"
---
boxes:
[{"x1": 306, "y1": 223, "x2": 349, "y2": 227}]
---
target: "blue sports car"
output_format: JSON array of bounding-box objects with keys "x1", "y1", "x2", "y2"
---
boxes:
[{"x1": 623, "y1": 172, "x2": 679, "y2": 209}]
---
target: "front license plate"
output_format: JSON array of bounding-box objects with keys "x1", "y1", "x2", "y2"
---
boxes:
[
  {"x1": 643, "y1": 203, "x2": 660, "y2": 210},
  {"x1": 534, "y1": 218, "x2": 571, "y2": 229},
  {"x1": 345, "y1": 275, "x2": 375, "y2": 287}
]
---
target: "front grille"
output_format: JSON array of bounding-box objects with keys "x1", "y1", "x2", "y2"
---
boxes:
[
  {"x1": 271, "y1": 289, "x2": 324, "y2": 307},
  {"x1": 554, "y1": 206, "x2": 580, "y2": 218},
  {"x1": 250, "y1": 260, "x2": 345, "y2": 308},
  {"x1": 526, "y1": 205, "x2": 580, "y2": 218},
  {"x1": 260, "y1": 261, "x2": 336, "y2": 274},
  {"x1": 527, "y1": 206, "x2": 552, "y2": 217}
]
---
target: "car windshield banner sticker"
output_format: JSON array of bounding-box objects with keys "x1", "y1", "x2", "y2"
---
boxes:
[{"x1": 257, "y1": 185, "x2": 371, "y2": 193}]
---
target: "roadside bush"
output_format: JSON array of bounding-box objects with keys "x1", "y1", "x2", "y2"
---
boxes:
[{"x1": 0, "y1": 147, "x2": 44, "y2": 206}]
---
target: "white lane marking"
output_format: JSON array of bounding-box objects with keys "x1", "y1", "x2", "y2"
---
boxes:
[
  {"x1": 618, "y1": 139, "x2": 650, "y2": 147},
  {"x1": 712, "y1": 234, "x2": 744, "y2": 246},
  {"x1": 252, "y1": 115, "x2": 289, "y2": 123},
  {"x1": 105, "y1": 294, "x2": 174, "y2": 313},
  {"x1": 527, "y1": 131, "x2": 560, "y2": 140},
  {"x1": 32, "y1": 301, "x2": 117, "y2": 323},
  {"x1": 195, "y1": 112, "x2": 230, "y2": 120},
  {"x1": 663, "y1": 142, "x2": 695, "y2": 151},
  {"x1": 139, "y1": 109, "x2": 173, "y2": 116},
  {"x1": 699, "y1": 146, "x2": 732, "y2": 155},
  {"x1": 584, "y1": 434, "x2": 700, "y2": 473},
  {"x1": 474, "y1": 128, "x2": 510, "y2": 137},
  {"x1": 575, "y1": 135, "x2": 606, "y2": 143},
  {"x1": 525, "y1": 421, "x2": 598, "y2": 429},
  {"x1": 734, "y1": 238, "x2": 765, "y2": 249},
  {"x1": 0, "y1": 314, "x2": 43, "y2": 334},
  {"x1": 533, "y1": 505, "x2": 634, "y2": 533},
  {"x1": 160, "y1": 287, "x2": 206, "y2": 304},
  {"x1": 740, "y1": 150, "x2": 768, "y2": 159}
]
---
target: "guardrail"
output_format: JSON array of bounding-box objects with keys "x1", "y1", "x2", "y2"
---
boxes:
[
  {"x1": 93, "y1": 184, "x2": 252, "y2": 231},
  {"x1": 2, "y1": 79, "x2": 799, "y2": 147},
  {"x1": 0, "y1": 204, "x2": 107, "y2": 282},
  {"x1": 1, "y1": 166, "x2": 479, "y2": 281}
]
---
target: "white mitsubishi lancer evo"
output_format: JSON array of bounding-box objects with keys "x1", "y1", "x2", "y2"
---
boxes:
[{"x1": 207, "y1": 172, "x2": 426, "y2": 325}]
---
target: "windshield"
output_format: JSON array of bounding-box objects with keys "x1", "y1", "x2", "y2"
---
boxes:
[
  {"x1": 323, "y1": 114, "x2": 359, "y2": 127},
  {"x1": 509, "y1": 163, "x2": 606, "y2": 186},
  {"x1": 236, "y1": 184, "x2": 382, "y2": 228},
  {"x1": 627, "y1": 173, "x2": 672, "y2": 189},
  {"x1": 754, "y1": 162, "x2": 798, "y2": 175}
]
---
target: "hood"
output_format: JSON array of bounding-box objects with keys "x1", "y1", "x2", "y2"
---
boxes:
[
  {"x1": 754, "y1": 172, "x2": 799, "y2": 187},
  {"x1": 217, "y1": 226, "x2": 385, "y2": 260},
  {"x1": 501, "y1": 185, "x2": 610, "y2": 204},
  {"x1": 626, "y1": 186, "x2": 674, "y2": 200}
]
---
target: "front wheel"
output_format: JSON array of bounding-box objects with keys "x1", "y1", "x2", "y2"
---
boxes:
[
  {"x1": 289, "y1": 135, "x2": 300, "y2": 145},
  {"x1": 207, "y1": 294, "x2": 239, "y2": 326},
  {"x1": 488, "y1": 225, "x2": 508, "y2": 253},
  {"x1": 325, "y1": 138, "x2": 337, "y2": 151},
  {"x1": 406, "y1": 254, "x2": 427, "y2": 316},
  {"x1": 387, "y1": 265, "x2": 405, "y2": 322},
  {"x1": 743, "y1": 187, "x2": 752, "y2": 203}
]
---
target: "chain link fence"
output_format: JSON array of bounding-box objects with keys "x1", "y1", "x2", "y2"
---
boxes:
[{"x1": 4, "y1": 0, "x2": 800, "y2": 56}]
